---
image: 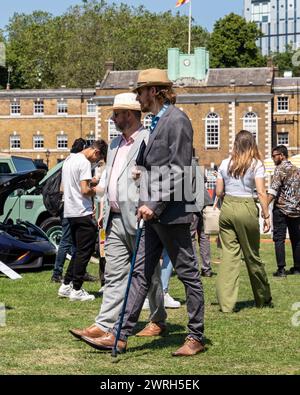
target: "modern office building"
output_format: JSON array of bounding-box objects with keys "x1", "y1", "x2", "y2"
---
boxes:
[{"x1": 244, "y1": 0, "x2": 300, "y2": 55}]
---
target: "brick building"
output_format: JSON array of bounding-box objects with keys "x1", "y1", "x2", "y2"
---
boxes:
[{"x1": 0, "y1": 48, "x2": 300, "y2": 175}]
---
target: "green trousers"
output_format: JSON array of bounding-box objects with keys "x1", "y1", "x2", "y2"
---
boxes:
[{"x1": 216, "y1": 195, "x2": 272, "y2": 313}]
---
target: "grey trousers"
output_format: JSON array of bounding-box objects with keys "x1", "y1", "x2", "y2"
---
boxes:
[
  {"x1": 112, "y1": 221, "x2": 205, "y2": 343},
  {"x1": 95, "y1": 215, "x2": 166, "y2": 332},
  {"x1": 191, "y1": 214, "x2": 211, "y2": 272}
]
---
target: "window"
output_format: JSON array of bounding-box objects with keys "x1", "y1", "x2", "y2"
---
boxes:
[
  {"x1": 33, "y1": 135, "x2": 44, "y2": 149},
  {"x1": 205, "y1": 168, "x2": 217, "y2": 192},
  {"x1": 243, "y1": 112, "x2": 258, "y2": 141},
  {"x1": 143, "y1": 114, "x2": 154, "y2": 130},
  {"x1": 108, "y1": 118, "x2": 121, "y2": 141},
  {"x1": 34, "y1": 99, "x2": 44, "y2": 115},
  {"x1": 10, "y1": 100, "x2": 21, "y2": 115},
  {"x1": 0, "y1": 163, "x2": 11, "y2": 173},
  {"x1": 86, "y1": 133, "x2": 96, "y2": 147},
  {"x1": 10, "y1": 135, "x2": 21, "y2": 149},
  {"x1": 12, "y1": 156, "x2": 36, "y2": 171},
  {"x1": 57, "y1": 99, "x2": 68, "y2": 114},
  {"x1": 205, "y1": 113, "x2": 220, "y2": 149},
  {"x1": 57, "y1": 134, "x2": 68, "y2": 149},
  {"x1": 87, "y1": 100, "x2": 96, "y2": 114},
  {"x1": 277, "y1": 96, "x2": 289, "y2": 112},
  {"x1": 277, "y1": 132, "x2": 289, "y2": 145}
]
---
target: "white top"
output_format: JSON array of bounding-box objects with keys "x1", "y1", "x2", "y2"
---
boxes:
[
  {"x1": 62, "y1": 152, "x2": 93, "y2": 217},
  {"x1": 217, "y1": 157, "x2": 265, "y2": 197}
]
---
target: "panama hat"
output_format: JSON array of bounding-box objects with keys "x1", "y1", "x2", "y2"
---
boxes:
[
  {"x1": 111, "y1": 92, "x2": 141, "y2": 111},
  {"x1": 132, "y1": 69, "x2": 173, "y2": 93}
]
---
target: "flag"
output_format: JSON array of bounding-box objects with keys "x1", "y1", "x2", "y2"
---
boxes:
[{"x1": 176, "y1": 0, "x2": 190, "y2": 7}]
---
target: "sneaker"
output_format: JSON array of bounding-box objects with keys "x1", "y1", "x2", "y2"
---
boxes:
[
  {"x1": 164, "y1": 293, "x2": 181, "y2": 309},
  {"x1": 273, "y1": 268, "x2": 287, "y2": 277},
  {"x1": 69, "y1": 288, "x2": 95, "y2": 302},
  {"x1": 58, "y1": 283, "x2": 72, "y2": 298},
  {"x1": 142, "y1": 297, "x2": 150, "y2": 310},
  {"x1": 83, "y1": 272, "x2": 98, "y2": 282},
  {"x1": 51, "y1": 274, "x2": 63, "y2": 283}
]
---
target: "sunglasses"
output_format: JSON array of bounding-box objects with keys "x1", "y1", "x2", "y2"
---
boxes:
[
  {"x1": 113, "y1": 110, "x2": 126, "y2": 117},
  {"x1": 272, "y1": 153, "x2": 281, "y2": 158}
]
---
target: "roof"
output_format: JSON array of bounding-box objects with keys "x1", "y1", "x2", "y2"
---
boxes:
[
  {"x1": 274, "y1": 77, "x2": 300, "y2": 88},
  {"x1": 100, "y1": 67, "x2": 274, "y2": 89},
  {"x1": 0, "y1": 88, "x2": 96, "y2": 100}
]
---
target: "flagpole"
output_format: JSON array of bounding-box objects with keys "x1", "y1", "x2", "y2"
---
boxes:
[{"x1": 188, "y1": 0, "x2": 192, "y2": 54}]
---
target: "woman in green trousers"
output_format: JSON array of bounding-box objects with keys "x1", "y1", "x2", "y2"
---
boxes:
[{"x1": 215, "y1": 130, "x2": 272, "y2": 313}]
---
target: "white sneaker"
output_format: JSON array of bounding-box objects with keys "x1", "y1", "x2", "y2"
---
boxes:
[
  {"x1": 58, "y1": 283, "x2": 72, "y2": 298},
  {"x1": 142, "y1": 297, "x2": 150, "y2": 310},
  {"x1": 164, "y1": 293, "x2": 181, "y2": 308},
  {"x1": 69, "y1": 288, "x2": 95, "y2": 302}
]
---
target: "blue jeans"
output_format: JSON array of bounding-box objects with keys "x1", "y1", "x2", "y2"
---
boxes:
[
  {"x1": 161, "y1": 248, "x2": 173, "y2": 293},
  {"x1": 52, "y1": 217, "x2": 74, "y2": 277}
]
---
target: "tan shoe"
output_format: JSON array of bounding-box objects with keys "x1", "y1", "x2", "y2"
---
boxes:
[
  {"x1": 81, "y1": 332, "x2": 127, "y2": 353},
  {"x1": 172, "y1": 337, "x2": 205, "y2": 357},
  {"x1": 135, "y1": 322, "x2": 167, "y2": 337},
  {"x1": 69, "y1": 324, "x2": 105, "y2": 340}
]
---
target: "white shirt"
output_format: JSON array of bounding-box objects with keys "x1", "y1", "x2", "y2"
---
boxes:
[
  {"x1": 218, "y1": 157, "x2": 265, "y2": 197},
  {"x1": 62, "y1": 152, "x2": 93, "y2": 217}
]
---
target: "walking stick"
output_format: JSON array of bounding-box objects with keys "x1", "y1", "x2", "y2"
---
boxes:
[{"x1": 111, "y1": 219, "x2": 144, "y2": 358}]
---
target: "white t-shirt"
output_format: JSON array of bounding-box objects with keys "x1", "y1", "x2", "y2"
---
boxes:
[
  {"x1": 217, "y1": 157, "x2": 265, "y2": 197},
  {"x1": 62, "y1": 153, "x2": 93, "y2": 217}
]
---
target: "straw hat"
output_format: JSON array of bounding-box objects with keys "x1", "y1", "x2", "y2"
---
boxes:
[
  {"x1": 133, "y1": 69, "x2": 173, "y2": 93},
  {"x1": 111, "y1": 92, "x2": 141, "y2": 111}
]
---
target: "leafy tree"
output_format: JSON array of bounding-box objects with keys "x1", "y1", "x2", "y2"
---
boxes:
[
  {"x1": 208, "y1": 13, "x2": 266, "y2": 68},
  {"x1": 3, "y1": 0, "x2": 210, "y2": 89},
  {"x1": 272, "y1": 45, "x2": 300, "y2": 76},
  {"x1": 0, "y1": 30, "x2": 7, "y2": 89}
]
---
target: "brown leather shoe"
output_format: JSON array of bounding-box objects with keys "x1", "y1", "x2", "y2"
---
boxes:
[
  {"x1": 135, "y1": 322, "x2": 167, "y2": 337},
  {"x1": 69, "y1": 324, "x2": 105, "y2": 340},
  {"x1": 172, "y1": 337, "x2": 205, "y2": 357},
  {"x1": 81, "y1": 332, "x2": 127, "y2": 353}
]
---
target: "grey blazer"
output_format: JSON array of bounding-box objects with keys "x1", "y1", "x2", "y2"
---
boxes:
[
  {"x1": 138, "y1": 105, "x2": 196, "y2": 225},
  {"x1": 103, "y1": 128, "x2": 149, "y2": 235}
]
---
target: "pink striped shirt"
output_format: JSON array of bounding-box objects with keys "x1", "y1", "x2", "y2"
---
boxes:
[{"x1": 108, "y1": 131, "x2": 139, "y2": 212}]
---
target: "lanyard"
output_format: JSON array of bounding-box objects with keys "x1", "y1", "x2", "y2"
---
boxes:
[{"x1": 149, "y1": 104, "x2": 169, "y2": 134}]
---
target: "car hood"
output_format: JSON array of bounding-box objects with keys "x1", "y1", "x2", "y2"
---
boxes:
[{"x1": 0, "y1": 170, "x2": 46, "y2": 216}]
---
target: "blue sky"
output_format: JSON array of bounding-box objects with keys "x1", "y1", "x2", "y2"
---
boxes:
[{"x1": 0, "y1": 0, "x2": 244, "y2": 32}]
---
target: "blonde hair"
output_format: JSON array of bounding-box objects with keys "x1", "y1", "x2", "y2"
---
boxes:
[{"x1": 228, "y1": 130, "x2": 262, "y2": 178}]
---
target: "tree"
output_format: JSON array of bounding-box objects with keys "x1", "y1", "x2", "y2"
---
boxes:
[
  {"x1": 0, "y1": 30, "x2": 7, "y2": 89},
  {"x1": 272, "y1": 45, "x2": 300, "y2": 77},
  {"x1": 3, "y1": 0, "x2": 210, "y2": 89},
  {"x1": 208, "y1": 13, "x2": 266, "y2": 68}
]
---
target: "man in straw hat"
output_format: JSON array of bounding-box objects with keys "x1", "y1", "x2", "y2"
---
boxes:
[
  {"x1": 69, "y1": 92, "x2": 166, "y2": 340},
  {"x1": 82, "y1": 70, "x2": 205, "y2": 356}
]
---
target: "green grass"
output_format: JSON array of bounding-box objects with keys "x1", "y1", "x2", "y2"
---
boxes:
[{"x1": 0, "y1": 240, "x2": 299, "y2": 375}]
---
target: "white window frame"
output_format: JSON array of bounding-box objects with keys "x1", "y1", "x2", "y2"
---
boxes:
[
  {"x1": 205, "y1": 112, "x2": 220, "y2": 149},
  {"x1": 34, "y1": 99, "x2": 44, "y2": 115},
  {"x1": 10, "y1": 134, "x2": 21, "y2": 150},
  {"x1": 10, "y1": 100, "x2": 21, "y2": 116},
  {"x1": 57, "y1": 99, "x2": 68, "y2": 115},
  {"x1": 277, "y1": 132, "x2": 289, "y2": 146},
  {"x1": 86, "y1": 133, "x2": 96, "y2": 147},
  {"x1": 87, "y1": 100, "x2": 97, "y2": 115},
  {"x1": 277, "y1": 96, "x2": 289, "y2": 112},
  {"x1": 57, "y1": 134, "x2": 68, "y2": 150},
  {"x1": 108, "y1": 118, "x2": 121, "y2": 141},
  {"x1": 243, "y1": 112, "x2": 258, "y2": 142},
  {"x1": 33, "y1": 135, "x2": 44, "y2": 150}
]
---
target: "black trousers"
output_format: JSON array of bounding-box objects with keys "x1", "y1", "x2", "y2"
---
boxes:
[
  {"x1": 273, "y1": 207, "x2": 300, "y2": 270},
  {"x1": 64, "y1": 215, "x2": 97, "y2": 290},
  {"x1": 112, "y1": 221, "x2": 205, "y2": 343}
]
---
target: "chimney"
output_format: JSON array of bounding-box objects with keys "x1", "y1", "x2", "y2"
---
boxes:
[{"x1": 105, "y1": 61, "x2": 115, "y2": 72}]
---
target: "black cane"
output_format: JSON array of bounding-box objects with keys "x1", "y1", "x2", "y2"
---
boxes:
[{"x1": 111, "y1": 219, "x2": 144, "y2": 358}]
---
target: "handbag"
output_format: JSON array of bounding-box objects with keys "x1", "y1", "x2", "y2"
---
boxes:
[{"x1": 202, "y1": 197, "x2": 220, "y2": 235}]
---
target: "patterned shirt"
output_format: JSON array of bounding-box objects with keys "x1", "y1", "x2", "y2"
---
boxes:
[{"x1": 268, "y1": 160, "x2": 300, "y2": 217}]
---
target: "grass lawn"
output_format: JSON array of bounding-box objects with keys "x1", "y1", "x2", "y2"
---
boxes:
[{"x1": 0, "y1": 240, "x2": 299, "y2": 375}]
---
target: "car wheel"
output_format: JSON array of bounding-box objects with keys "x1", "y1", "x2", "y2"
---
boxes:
[{"x1": 40, "y1": 217, "x2": 62, "y2": 249}]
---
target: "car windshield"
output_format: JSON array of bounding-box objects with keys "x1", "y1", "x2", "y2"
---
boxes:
[{"x1": 12, "y1": 157, "x2": 36, "y2": 172}]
